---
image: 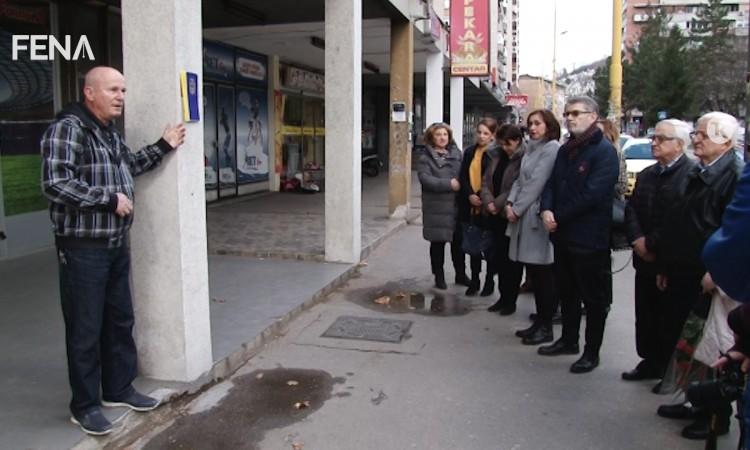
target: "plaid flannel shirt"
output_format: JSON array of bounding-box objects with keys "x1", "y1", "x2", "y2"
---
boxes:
[{"x1": 40, "y1": 103, "x2": 172, "y2": 246}]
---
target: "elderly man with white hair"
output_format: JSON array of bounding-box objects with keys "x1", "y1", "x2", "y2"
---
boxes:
[
  {"x1": 622, "y1": 119, "x2": 696, "y2": 383},
  {"x1": 653, "y1": 111, "x2": 744, "y2": 440}
]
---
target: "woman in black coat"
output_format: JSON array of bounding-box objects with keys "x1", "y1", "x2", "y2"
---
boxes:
[
  {"x1": 417, "y1": 122, "x2": 463, "y2": 289},
  {"x1": 457, "y1": 118, "x2": 498, "y2": 296}
]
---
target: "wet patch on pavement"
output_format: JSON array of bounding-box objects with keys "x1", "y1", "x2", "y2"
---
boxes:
[
  {"x1": 346, "y1": 279, "x2": 472, "y2": 316},
  {"x1": 142, "y1": 368, "x2": 343, "y2": 450}
]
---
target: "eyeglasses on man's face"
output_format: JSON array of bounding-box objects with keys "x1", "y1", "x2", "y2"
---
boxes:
[
  {"x1": 690, "y1": 130, "x2": 708, "y2": 140},
  {"x1": 563, "y1": 110, "x2": 593, "y2": 119},
  {"x1": 650, "y1": 135, "x2": 677, "y2": 144}
]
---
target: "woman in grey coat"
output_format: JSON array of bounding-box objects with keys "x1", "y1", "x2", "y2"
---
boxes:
[
  {"x1": 417, "y1": 122, "x2": 463, "y2": 289},
  {"x1": 506, "y1": 110, "x2": 561, "y2": 345}
]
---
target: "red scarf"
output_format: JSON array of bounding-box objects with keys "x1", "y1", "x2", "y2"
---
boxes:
[{"x1": 561, "y1": 123, "x2": 602, "y2": 159}]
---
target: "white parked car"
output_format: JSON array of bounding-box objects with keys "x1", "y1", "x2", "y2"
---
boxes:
[{"x1": 622, "y1": 138, "x2": 656, "y2": 197}]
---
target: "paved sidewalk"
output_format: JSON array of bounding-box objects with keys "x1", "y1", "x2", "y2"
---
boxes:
[
  {"x1": 0, "y1": 173, "x2": 420, "y2": 450},
  {"x1": 95, "y1": 225, "x2": 738, "y2": 450},
  {"x1": 208, "y1": 173, "x2": 422, "y2": 259}
]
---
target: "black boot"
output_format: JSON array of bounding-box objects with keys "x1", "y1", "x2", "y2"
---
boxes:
[
  {"x1": 465, "y1": 275, "x2": 480, "y2": 296},
  {"x1": 681, "y1": 411, "x2": 730, "y2": 440},
  {"x1": 480, "y1": 276, "x2": 495, "y2": 297},
  {"x1": 515, "y1": 321, "x2": 541, "y2": 338},
  {"x1": 522, "y1": 324, "x2": 553, "y2": 345},
  {"x1": 487, "y1": 299, "x2": 503, "y2": 312},
  {"x1": 434, "y1": 270, "x2": 447, "y2": 290}
]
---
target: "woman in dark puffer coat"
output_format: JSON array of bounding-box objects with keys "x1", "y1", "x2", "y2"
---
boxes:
[{"x1": 417, "y1": 122, "x2": 463, "y2": 289}]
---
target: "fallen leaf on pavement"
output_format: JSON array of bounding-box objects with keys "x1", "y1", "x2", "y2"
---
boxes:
[{"x1": 292, "y1": 442, "x2": 304, "y2": 450}]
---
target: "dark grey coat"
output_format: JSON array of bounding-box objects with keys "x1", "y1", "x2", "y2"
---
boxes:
[{"x1": 417, "y1": 144, "x2": 462, "y2": 242}]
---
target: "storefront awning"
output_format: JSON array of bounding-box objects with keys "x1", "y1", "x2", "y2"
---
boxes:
[{"x1": 463, "y1": 78, "x2": 506, "y2": 112}]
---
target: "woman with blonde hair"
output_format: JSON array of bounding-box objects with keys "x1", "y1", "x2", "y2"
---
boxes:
[
  {"x1": 417, "y1": 122, "x2": 463, "y2": 289},
  {"x1": 457, "y1": 117, "x2": 499, "y2": 296}
]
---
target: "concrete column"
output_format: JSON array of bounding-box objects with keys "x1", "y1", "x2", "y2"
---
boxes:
[
  {"x1": 388, "y1": 18, "x2": 413, "y2": 219},
  {"x1": 425, "y1": 52, "x2": 443, "y2": 125},
  {"x1": 450, "y1": 76, "x2": 465, "y2": 148},
  {"x1": 269, "y1": 55, "x2": 281, "y2": 192},
  {"x1": 122, "y1": 0, "x2": 212, "y2": 381},
  {"x1": 324, "y1": 0, "x2": 362, "y2": 263}
]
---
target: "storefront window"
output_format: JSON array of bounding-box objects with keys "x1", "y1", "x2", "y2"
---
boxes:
[{"x1": 1, "y1": 2, "x2": 54, "y2": 217}]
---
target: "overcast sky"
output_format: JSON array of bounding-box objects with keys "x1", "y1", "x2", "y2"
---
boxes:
[{"x1": 518, "y1": 0, "x2": 614, "y2": 77}]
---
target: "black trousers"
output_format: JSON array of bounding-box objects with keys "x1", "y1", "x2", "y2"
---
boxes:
[
  {"x1": 633, "y1": 269, "x2": 664, "y2": 373},
  {"x1": 429, "y1": 230, "x2": 465, "y2": 275},
  {"x1": 526, "y1": 263, "x2": 557, "y2": 326},
  {"x1": 57, "y1": 244, "x2": 138, "y2": 416},
  {"x1": 658, "y1": 269, "x2": 706, "y2": 369},
  {"x1": 555, "y1": 244, "x2": 612, "y2": 355},
  {"x1": 493, "y1": 233, "x2": 523, "y2": 305}
]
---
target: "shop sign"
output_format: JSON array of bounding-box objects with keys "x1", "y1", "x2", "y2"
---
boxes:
[
  {"x1": 283, "y1": 66, "x2": 324, "y2": 94},
  {"x1": 0, "y1": 0, "x2": 48, "y2": 25},
  {"x1": 450, "y1": 0, "x2": 489, "y2": 76},
  {"x1": 505, "y1": 94, "x2": 528, "y2": 107},
  {"x1": 203, "y1": 41, "x2": 234, "y2": 82},
  {"x1": 235, "y1": 51, "x2": 267, "y2": 84}
]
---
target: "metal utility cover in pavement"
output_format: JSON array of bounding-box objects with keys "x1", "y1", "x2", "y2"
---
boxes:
[{"x1": 321, "y1": 315, "x2": 413, "y2": 343}]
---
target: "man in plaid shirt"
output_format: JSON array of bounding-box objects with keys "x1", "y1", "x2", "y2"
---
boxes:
[{"x1": 41, "y1": 66, "x2": 185, "y2": 436}]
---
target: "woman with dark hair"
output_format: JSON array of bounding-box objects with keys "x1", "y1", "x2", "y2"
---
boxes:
[
  {"x1": 507, "y1": 110, "x2": 561, "y2": 345},
  {"x1": 456, "y1": 117, "x2": 498, "y2": 296},
  {"x1": 481, "y1": 124, "x2": 525, "y2": 314},
  {"x1": 417, "y1": 122, "x2": 463, "y2": 289}
]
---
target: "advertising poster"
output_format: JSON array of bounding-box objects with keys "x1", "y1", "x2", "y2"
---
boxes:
[
  {"x1": 235, "y1": 86, "x2": 269, "y2": 184},
  {"x1": 203, "y1": 41, "x2": 234, "y2": 82},
  {"x1": 203, "y1": 83, "x2": 218, "y2": 190},
  {"x1": 217, "y1": 85, "x2": 237, "y2": 192},
  {"x1": 450, "y1": 0, "x2": 490, "y2": 76}
]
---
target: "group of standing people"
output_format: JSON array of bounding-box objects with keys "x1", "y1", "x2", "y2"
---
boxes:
[
  {"x1": 417, "y1": 95, "x2": 620, "y2": 374},
  {"x1": 623, "y1": 112, "x2": 744, "y2": 441},
  {"x1": 417, "y1": 96, "x2": 747, "y2": 442}
]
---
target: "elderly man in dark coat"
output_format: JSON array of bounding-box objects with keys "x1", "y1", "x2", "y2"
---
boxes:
[
  {"x1": 654, "y1": 111, "x2": 743, "y2": 440},
  {"x1": 622, "y1": 119, "x2": 696, "y2": 382}
]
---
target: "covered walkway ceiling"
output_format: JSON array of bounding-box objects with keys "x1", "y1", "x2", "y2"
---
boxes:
[
  {"x1": 204, "y1": 19, "x2": 438, "y2": 74},
  {"x1": 202, "y1": 0, "x2": 400, "y2": 27}
]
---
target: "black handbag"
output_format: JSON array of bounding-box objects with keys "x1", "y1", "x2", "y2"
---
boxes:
[{"x1": 461, "y1": 220, "x2": 494, "y2": 258}]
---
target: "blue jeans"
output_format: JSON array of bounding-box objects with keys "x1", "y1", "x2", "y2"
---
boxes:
[{"x1": 57, "y1": 243, "x2": 137, "y2": 415}]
